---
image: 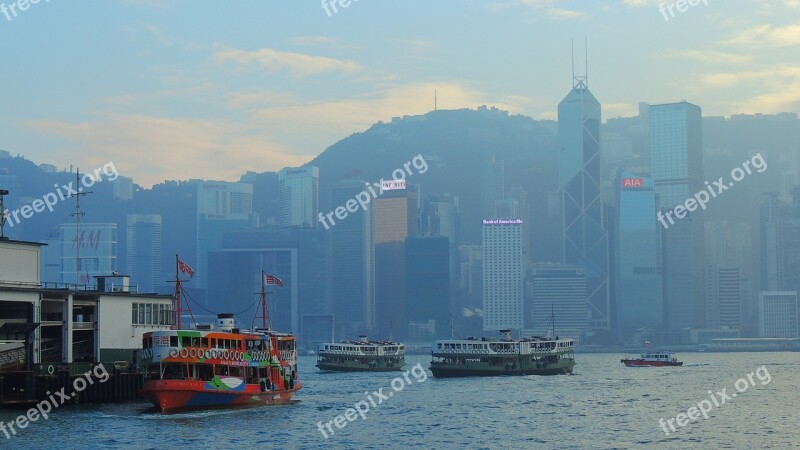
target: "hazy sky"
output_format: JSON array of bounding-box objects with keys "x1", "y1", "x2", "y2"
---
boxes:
[{"x1": 1, "y1": 0, "x2": 798, "y2": 186}]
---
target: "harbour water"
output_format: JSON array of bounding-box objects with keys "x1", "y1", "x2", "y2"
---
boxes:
[{"x1": 3, "y1": 353, "x2": 797, "y2": 449}]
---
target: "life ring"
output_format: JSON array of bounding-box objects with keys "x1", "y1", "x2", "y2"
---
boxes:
[
  {"x1": 169, "y1": 348, "x2": 179, "y2": 358},
  {"x1": 210, "y1": 349, "x2": 218, "y2": 359},
  {"x1": 179, "y1": 348, "x2": 189, "y2": 358},
  {"x1": 204, "y1": 350, "x2": 211, "y2": 359},
  {"x1": 237, "y1": 351, "x2": 243, "y2": 361},
  {"x1": 47, "y1": 365, "x2": 55, "y2": 375},
  {"x1": 188, "y1": 348, "x2": 197, "y2": 358},
  {"x1": 222, "y1": 350, "x2": 230, "y2": 360}
]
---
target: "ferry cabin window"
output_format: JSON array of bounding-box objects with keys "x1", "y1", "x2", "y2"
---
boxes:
[
  {"x1": 202, "y1": 338, "x2": 209, "y2": 348},
  {"x1": 181, "y1": 336, "x2": 192, "y2": 347},
  {"x1": 170, "y1": 336, "x2": 178, "y2": 347}
]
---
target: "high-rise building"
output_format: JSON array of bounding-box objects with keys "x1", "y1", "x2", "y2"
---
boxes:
[
  {"x1": 614, "y1": 171, "x2": 660, "y2": 338},
  {"x1": 482, "y1": 218, "x2": 524, "y2": 330},
  {"x1": 705, "y1": 222, "x2": 744, "y2": 331},
  {"x1": 508, "y1": 184, "x2": 530, "y2": 257},
  {"x1": 196, "y1": 213, "x2": 258, "y2": 292},
  {"x1": 126, "y1": 214, "x2": 162, "y2": 293},
  {"x1": 278, "y1": 166, "x2": 319, "y2": 228},
  {"x1": 421, "y1": 193, "x2": 460, "y2": 284},
  {"x1": 530, "y1": 264, "x2": 586, "y2": 339},
  {"x1": 650, "y1": 101, "x2": 705, "y2": 331},
  {"x1": 197, "y1": 181, "x2": 253, "y2": 215},
  {"x1": 112, "y1": 176, "x2": 134, "y2": 201},
  {"x1": 60, "y1": 223, "x2": 117, "y2": 285},
  {"x1": 196, "y1": 181, "x2": 255, "y2": 290},
  {"x1": 761, "y1": 191, "x2": 800, "y2": 293},
  {"x1": 558, "y1": 68, "x2": 610, "y2": 329},
  {"x1": 405, "y1": 237, "x2": 450, "y2": 339},
  {"x1": 373, "y1": 182, "x2": 419, "y2": 338},
  {"x1": 758, "y1": 291, "x2": 798, "y2": 338},
  {"x1": 717, "y1": 267, "x2": 741, "y2": 330},
  {"x1": 481, "y1": 156, "x2": 505, "y2": 218},
  {"x1": 330, "y1": 180, "x2": 374, "y2": 335}
]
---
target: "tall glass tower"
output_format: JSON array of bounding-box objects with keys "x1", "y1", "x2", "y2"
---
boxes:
[
  {"x1": 614, "y1": 172, "x2": 660, "y2": 338},
  {"x1": 278, "y1": 166, "x2": 319, "y2": 228},
  {"x1": 650, "y1": 101, "x2": 705, "y2": 332},
  {"x1": 558, "y1": 66, "x2": 610, "y2": 330}
]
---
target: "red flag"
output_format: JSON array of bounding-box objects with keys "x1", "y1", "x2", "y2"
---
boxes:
[
  {"x1": 264, "y1": 273, "x2": 283, "y2": 287},
  {"x1": 178, "y1": 259, "x2": 194, "y2": 278}
]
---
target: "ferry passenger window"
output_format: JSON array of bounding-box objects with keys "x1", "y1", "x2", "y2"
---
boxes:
[
  {"x1": 182, "y1": 336, "x2": 192, "y2": 347},
  {"x1": 170, "y1": 336, "x2": 178, "y2": 347},
  {"x1": 202, "y1": 338, "x2": 209, "y2": 348}
]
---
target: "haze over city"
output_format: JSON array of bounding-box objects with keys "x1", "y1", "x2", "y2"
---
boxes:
[{"x1": 1, "y1": 1, "x2": 799, "y2": 449}]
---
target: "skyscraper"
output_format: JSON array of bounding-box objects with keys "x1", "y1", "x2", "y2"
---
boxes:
[
  {"x1": 558, "y1": 66, "x2": 610, "y2": 329},
  {"x1": 614, "y1": 171, "x2": 660, "y2": 338},
  {"x1": 405, "y1": 237, "x2": 450, "y2": 339},
  {"x1": 650, "y1": 101, "x2": 705, "y2": 331},
  {"x1": 482, "y1": 218, "x2": 524, "y2": 330},
  {"x1": 126, "y1": 214, "x2": 162, "y2": 293},
  {"x1": 373, "y1": 182, "x2": 419, "y2": 338},
  {"x1": 761, "y1": 190, "x2": 800, "y2": 293},
  {"x1": 421, "y1": 193, "x2": 460, "y2": 284},
  {"x1": 196, "y1": 181, "x2": 255, "y2": 290},
  {"x1": 278, "y1": 166, "x2": 319, "y2": 228},
  {"x1": 330, "y1": 180, "x2": 374, "y2": 336},
  {"x1": 530, "y1": 264, "x2": 586, "y2": 339}
]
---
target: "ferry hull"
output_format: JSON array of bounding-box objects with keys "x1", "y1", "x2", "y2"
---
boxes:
[
  {"x1": 621, "y1": 359, "x2": 683, "y2": 367},
  {"x1": 315, "y1": 363, "x2": 404, "y2": 372},
  {"x1": 141, "y1": 380, "x2": 300, "y2": 414},
  {"x1": 430, "y1": 360, "x2": 575, "y2": 378}
]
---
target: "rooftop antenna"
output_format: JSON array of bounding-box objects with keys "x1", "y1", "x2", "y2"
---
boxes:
[
  {"x1": 0, "y1": 189, "x2": 8, "y2": 240},
  {"x1": 571, "y1": 38, "x2": 575, "y2": 83},
  {"x1": 572, "y1": 38, "x2": 589, "y2": 90}
]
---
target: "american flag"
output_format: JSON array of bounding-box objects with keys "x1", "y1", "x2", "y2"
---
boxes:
[
  {"x1": 264, "y1": 273, "x2": 283, "y2": 287},
  {"x1": 178, "y1": 258, "x2": 194, "y2": 278}
]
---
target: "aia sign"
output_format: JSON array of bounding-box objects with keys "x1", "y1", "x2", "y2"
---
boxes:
[{"x1": 621, "y1": 178, "x2": 644, "y2": 188}]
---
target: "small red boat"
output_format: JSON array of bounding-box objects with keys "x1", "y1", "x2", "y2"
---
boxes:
[{"x1": 621, "y1": 350, "x2": 683, "y2": 367}]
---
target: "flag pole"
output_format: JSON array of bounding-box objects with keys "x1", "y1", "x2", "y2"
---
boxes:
[
  {"x1": 261, "y1": 271, "x2": 268, "y2": 330},
  {"x1": 175, "y1": 254, "x2": 181, "y2": 330}
]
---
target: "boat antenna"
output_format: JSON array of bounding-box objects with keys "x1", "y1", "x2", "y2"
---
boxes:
[{"x1": 546, "y1": 305, "x2": 556, "y2": 338}]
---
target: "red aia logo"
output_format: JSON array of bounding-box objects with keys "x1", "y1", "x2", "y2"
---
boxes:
[{"x1": 621, "y1": 178, "x2": 644, "y2": 188}]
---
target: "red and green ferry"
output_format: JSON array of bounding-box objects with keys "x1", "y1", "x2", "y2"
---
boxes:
[
  {"x1": 139, "y1": 261, "x2": 300, "y2": 413},
  {"x1": 140, "y1": 314, "x2": 300, "y2": 413}
]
